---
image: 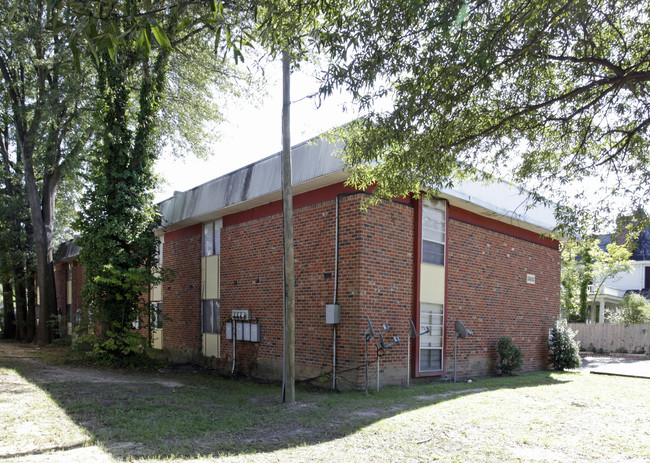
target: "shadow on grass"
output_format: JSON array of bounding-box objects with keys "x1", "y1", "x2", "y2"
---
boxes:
[{"x1": 0, "y1": 341, "x2": 574, "y2": 461}]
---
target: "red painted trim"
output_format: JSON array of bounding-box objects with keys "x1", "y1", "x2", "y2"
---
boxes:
[
  {"x1": 443, "y1": 201, "x2": 450, "y2": 374},
  {"x1": 165, "y1": 223, "x2": 202, "y2": 242},
  {"x1": 412, "y1": 197, "x2": 422, "y2": 379},
  {"x1": 224, "y1": 182, "x2": 359, "y2": 227},
  {"x1": 448, "y1": 205, "x2": 559, "y2": 249},
  {"x1": 415, "y1": 197, "x2": 450, "y2": 378}
]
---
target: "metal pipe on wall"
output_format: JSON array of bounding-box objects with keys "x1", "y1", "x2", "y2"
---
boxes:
[{"x1": 332, "y1": 194, "x2": 340, "y2": 391}]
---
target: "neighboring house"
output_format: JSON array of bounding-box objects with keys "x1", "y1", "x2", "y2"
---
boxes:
[
  {"x1": 53, "y1": 239, "x2": 159, "y2": 343},
  {"x1": 150, "y1": 135, "x2": 560, "y2": 388},
  {"x1": 588, "y1": 229, "x2": 650, "y2": 323},
  {"x1": 53, "y1": 239, "x2": 83, "y2": 337},
  {"x1": 54, "y1": 135, "x2": 561, "y2": 388}
]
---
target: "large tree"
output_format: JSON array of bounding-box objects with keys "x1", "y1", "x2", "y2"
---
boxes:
[
  {"x1": 317, "y1": 0, "x2": 650, "y2": 232},
  {"x1": 0, "y1": 0, "x2": 94, "y2": 344},
  {"x1": 64, "y1": 0, "x2": 257, "y2": 358}
]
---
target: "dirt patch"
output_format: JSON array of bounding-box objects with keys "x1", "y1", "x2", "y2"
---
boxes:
[
  {"x1": 0, "y1": 342, "x2": 184, "y2": 387},
  {"x1": 415, "y1": 387, "x2": 487, "y2": 401}
]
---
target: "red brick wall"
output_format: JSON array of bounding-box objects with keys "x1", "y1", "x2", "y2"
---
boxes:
[
  {"x1": 53, "y1": 260, "x2": 86, "y2": 335},
  {"x1": 161, "y1": 223, "x2": 202, "y2": 361},
  {"x1": 54, "y1": 263, "x2": 67, "y2": 334},
  {"x1": 354, "y1": 197, "x2": 415, "y2": 387},
  {"x1": 219, "y1": 193, "x2": 415, "y2": 388},
  {"x1": 158, "y1": 188, "x2": 560, "y2": 388},
  {"x1": 71, "y1": 262, "x2": 84, "y2": 316},
  {"x1": 445, "y1": 217, "x2": 561, "y2": 378}
]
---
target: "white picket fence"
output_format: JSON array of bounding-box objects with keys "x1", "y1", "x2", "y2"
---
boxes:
[{"x1": 569, "y1": 323, "x2": 650, "y2": 355}]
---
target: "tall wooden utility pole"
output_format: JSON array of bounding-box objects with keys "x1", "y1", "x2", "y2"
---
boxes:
[{"x1": 281, "y1": 49, "x2": 295, "y2": 404}]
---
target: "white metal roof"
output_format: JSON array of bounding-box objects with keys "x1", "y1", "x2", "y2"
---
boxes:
[{"x1": 158, "y1": 135, "x2": 557, "y2": 236}]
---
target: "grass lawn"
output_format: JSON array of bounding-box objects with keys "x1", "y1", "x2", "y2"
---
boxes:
[{"x1": 0, "y1": 342, "x2": 648, "y2": 462}]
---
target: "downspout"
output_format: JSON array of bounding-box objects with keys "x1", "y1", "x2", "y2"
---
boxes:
[
  {"x1": 282, "y1": 256, "x2": 286, "y2": 400},
  {"x1": 332, "y1": 194, "x2": 341, "y2": 390},
  {"x1": 231, "y1": 316, "x2": 237, "y2": 375}
]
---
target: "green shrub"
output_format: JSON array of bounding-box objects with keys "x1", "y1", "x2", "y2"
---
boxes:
[
  {"x1": 497, "y1": 337, "x2": 524, "y2": 375},
  {"x1": 73, "y1": 323, "x2": 159, "y2": 369},
  {"x1": 548, "y1": 319, "x2": 582, "y2": 370},
  {"x1": 606, "y1": 292, "x2": 650, "y2": 324}
]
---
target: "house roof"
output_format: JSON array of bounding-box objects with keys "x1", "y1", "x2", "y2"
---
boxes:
[
  {"x1": 158, "y1": 134, "x2": 558, "y2": 236},
  {"x1": 53, "y1": 238, "x2": 81, "y2": 264},
  {"x1": 599, "y1": 228, "x2": 650, "y2": 261}
]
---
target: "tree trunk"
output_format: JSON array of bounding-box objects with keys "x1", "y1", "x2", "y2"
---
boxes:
[
  {"x1": 23, "y1": 164, "x2": 57, "y2": 345},
  {"x1": 26, "y1": 267, "x2": 37, "y2": 341},
  {"x1": 2, "y1": 279, "x2": 16, "y2": 339},
  {"x1": 14, "y1": 267, "x2": 27, "y2": 341},
  {"x1": 281, "y1": 50, "x2": 295, "y2": 404}
]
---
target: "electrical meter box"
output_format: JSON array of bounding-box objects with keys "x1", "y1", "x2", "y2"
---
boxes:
[{"x1": 326, "y1": 304, "x2": 341, "y2": 324}]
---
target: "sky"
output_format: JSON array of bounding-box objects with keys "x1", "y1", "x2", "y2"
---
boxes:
[{"x1": 153, "y1": 60, "x2": 356, "y2": 203}]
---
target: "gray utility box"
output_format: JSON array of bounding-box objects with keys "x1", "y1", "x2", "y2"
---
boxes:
[{"x1": 326, "y1": 304, "x2": 341, "y2": 324}]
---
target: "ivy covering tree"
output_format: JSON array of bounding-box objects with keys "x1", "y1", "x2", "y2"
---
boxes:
[
  {"x1": 75, "y1": 47, "x2": 166, "y2": 360},
  {"x1": 316, "y1": 0, "x2": 650, "y2": 232},
  {"x1": 66, "y1": 1, "x2": 257, "y2": 361}
]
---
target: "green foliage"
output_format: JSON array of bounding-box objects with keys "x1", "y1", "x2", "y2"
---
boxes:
[
  {"x1": 317, "y1": 0, "x2": 650, "y2": 229},
  {"x1": 497, "y1": 337, "x2": 524, "y2": 375},
  {"x1": 607, "y1": 292, "x2": 650, "y2": 324},
  {"x1": 548, "y1": 319, "x2": 582, "y2": 371},
  {"x1": 561, "y1": 236, "x2": 632, "y2": 321},
  {"x1": 76, "y1": 40, "x2": 168, "y2": 347},
  {"x1": 73, "y1": 323, "x2": 158, "y2": 368}
]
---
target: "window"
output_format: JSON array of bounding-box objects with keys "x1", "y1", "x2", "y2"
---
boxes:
[
  {"x1": 419, "y1": 302, "x2": 444, "y2": 372},
  {"x1": 154, "y1": 237, "x2": 163, "y2": 266},
  {"x1": 202, "y1": 220, "x2": 221, "y2": 257},
  {"x1": 422, "y1": 200, "x2": 446, "y2": 265},
  {"x1": 645, "y1": 266, "x2": 650, "y2": 290},
  {"x1": 202, "y1": 299, "x2": 220, "y2": 334},
  {"x1": 151, "y1": 302, "x2": 163, "y2": 329}
]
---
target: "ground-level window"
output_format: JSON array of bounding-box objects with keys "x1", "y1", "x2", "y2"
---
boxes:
[
  {"x1": 645, "y1": 266, "x2": 650, "y2": 289},
  {"x1": 419, "y1": 302, "x2": 444, "y2": 372},
  {"x1": 202, "y1": 299, "x2": 220, "y2": 334}
]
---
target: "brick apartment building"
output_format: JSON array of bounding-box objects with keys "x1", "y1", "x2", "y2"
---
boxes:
[{"x1": 55, "y1": 136, "x2": 561, "y2": 389}]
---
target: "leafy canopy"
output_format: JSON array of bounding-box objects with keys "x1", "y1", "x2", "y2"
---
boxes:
[{"x1": 317, "y1": 0, "x2": 650, "y2": 232}]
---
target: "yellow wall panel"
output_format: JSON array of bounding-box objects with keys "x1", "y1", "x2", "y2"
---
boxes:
[
  {"x1": 202, "y1": 333, "x2": 220, "y2": 358},
  {"x1": 202, "y1": 255, "x2": 220, "y2": 299},
  {"x1": 66, "y1": 280, "x2": 72, "y2": 304},
  {"x1": 150, "y1": 270, "x2": 162, "y2": 302},
  {"x1": 420, "y1": 263, "x2": 445, "y2": 303},
  {"x1": 150, "y1": 283, "x2": 162, "y2": 302},
  {"x1": 152, "y1": 329, "x2": 163, "y2": 350}
]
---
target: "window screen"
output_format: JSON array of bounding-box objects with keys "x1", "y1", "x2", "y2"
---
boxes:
[
  {"x1": 151, "y1": 302, "x2": 163, "y2": 329},
  {"x1": 202, "y1": 220, "x2": 222, "y2": 257},
  {"x1": 154, "y1": 238, "x2": 163, "y2": 266},
  {"x1": 202, "y1": 299, "x2": 220, "y2": 334}
]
